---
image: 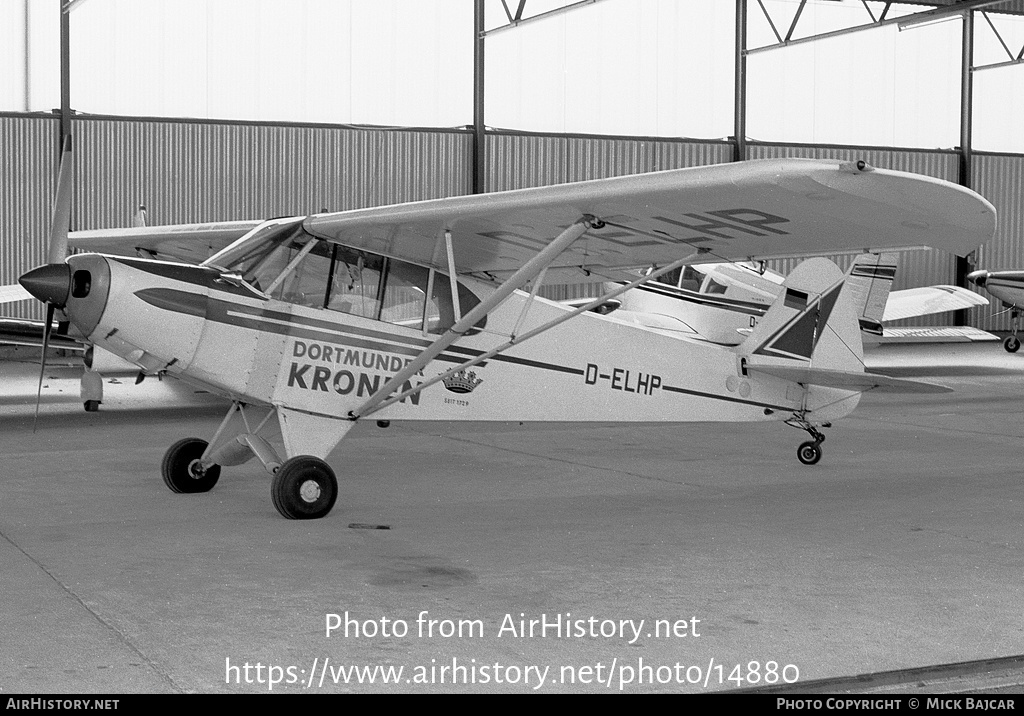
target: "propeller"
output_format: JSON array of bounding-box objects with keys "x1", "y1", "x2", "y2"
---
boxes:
[{"x1": 18, "y1": 135, "x2": 75, "y2": 430}]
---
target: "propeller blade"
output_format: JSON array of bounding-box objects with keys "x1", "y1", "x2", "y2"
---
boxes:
[
  {"x1": 47, "y1": 135, "x2": 74, "y2": 265},
  {"x1": 33, "y1": 303, "x2": 56, "y2": 432}
]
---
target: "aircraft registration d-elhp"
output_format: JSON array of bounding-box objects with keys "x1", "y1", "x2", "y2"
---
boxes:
[{"x1": 15, "y1": 147, "x2": 997, "y2": 519}]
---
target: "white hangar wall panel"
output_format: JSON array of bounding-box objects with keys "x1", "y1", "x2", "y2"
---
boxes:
[
  {"x1": 0, "y1": 115, "x2": 58, "y2": 320},
  {"x1": 73, "y1": 118, "x2": 473, "y2": 231},
  {"x1": 971, "y1": 153, "x2": 1024, "y2": 333},
  {"x1": 748, "y1": 143, "x2": 962, "y2": 328}
]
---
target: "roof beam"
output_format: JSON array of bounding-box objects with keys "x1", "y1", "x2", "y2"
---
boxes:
[
  {"x1": 483, "y1": 0, "x2": 611, "y2": 37},
  {"x1": 747, "y1": 0, "x2": 1009, "y2": 56}
]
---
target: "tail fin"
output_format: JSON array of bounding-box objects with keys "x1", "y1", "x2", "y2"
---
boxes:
[
  {"x1": 739, "y1": 257, "x2": 863, "y2": 373},
  {"x1": 739, "y1": 257, "x2": 950, "y2": 404},
  {"x1": 845, "y1": 252, "x2": 897, "y2": 336}
]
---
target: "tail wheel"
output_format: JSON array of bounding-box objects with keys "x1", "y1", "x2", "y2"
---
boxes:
[
  {"x1": 1004, "y1": 335, "x2": 1020, "y2": 353},
  {"x1": 162, "y1": 438, "x2": 221, "y2": 493},
  {"x1": 797, "y1": 441, "x2": 822, "y2": 466},
  {"x1": 271, "y1": 456, "x2": 338, "y2": 520}
]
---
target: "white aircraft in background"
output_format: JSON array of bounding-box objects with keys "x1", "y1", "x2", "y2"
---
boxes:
[
  {"x1": 578, "y1": 253, "x2": 989, "y2": 347},
  {"x1": 966, "y1": 268, "x2": 1024, "y2": 352},
  {"x1": 6, "y1": 148, "x2": 996, "y2": 519}
]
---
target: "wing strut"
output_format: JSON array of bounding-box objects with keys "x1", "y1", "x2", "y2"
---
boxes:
[
  {"x1": 348, "y1": 216, "x2": 598, "y2": 420},
  {"x1": 354, "y1": 249, "x2": 707, "y2": 419},
  {"x1": 444, "y1": 230, "x2": 462, "y2": 322}
]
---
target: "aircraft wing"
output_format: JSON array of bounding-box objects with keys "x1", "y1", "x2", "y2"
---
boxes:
[
  {"x1": 0, "y1": 318, "x2": 84, "y2": 350},
  {"x1": 305, "y1": 158, "x2": 996, "y2": 283},
  {"x1": 67, "y1": 221, "x2": 261, "y2": 264},
  {"x1": 882, "y1": 285, "x2": 989, "y2": 322}
]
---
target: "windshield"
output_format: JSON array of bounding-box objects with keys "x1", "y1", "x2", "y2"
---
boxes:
[
  {"x1": 201, "y1": 217, "x2": 485, "y2": 334},
  {"x1": 203, "y1": 217, "x2": 306, "y2": 280}
]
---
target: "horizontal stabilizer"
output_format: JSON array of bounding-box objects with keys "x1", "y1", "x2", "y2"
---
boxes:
[
  {"x1": 747, "y1": 364, "x2": 952, "y2": 393},
  {"x1": 879, "y1": 326, "x2": 998, "y2": 343}
]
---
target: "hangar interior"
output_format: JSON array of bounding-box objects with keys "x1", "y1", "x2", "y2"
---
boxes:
[
  {"x1": 3, "y1": 1, "x2": 1024, "y2": 332},
  {"x1": 3, "y1": 2, "x2": 1024, "y2": 695}
]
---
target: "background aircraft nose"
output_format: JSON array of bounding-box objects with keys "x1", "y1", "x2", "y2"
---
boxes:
[
  {"x1": 966, "y1": 270, "x2": 988, "y2": 288},
  {"x1": 19, "y1": 264, "x2": 72, "y2": 307}
]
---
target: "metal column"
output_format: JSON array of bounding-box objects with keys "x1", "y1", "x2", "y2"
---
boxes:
[
  {"x1": 734, "y1": 0, "x2": 747, "y2": 162},
  {"x1": 59, "y1": 0, "x2": 71, "y2": 148},
  {"x1": 473, "y1": 0, "x2": 486, "y2": 194},
  {"x1": 956, "y1": 9, "x2": 975, "y2": 321}
]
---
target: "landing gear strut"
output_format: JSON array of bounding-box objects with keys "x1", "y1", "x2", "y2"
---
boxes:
[
  {"x1": 1004, "y1": 310, "x2": 1021, "y2": 353},
  {"x1": 786, "y1": 415, "x2": 829, "y2": 466},
  {"x1": 160, "y1": 402, "x2": 341, "y2": 520}
]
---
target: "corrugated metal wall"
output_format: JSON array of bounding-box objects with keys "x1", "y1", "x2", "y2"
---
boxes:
[
  {"x1": 486, "y1": 131, "x2": 731, "y2": 190},
  {"x1": 0, "y1": 116, "x2": 58, "y2": 320},
  {"x1": 3, "y1": 114, "x2": 473, "y2": 320},
  {"x1": 971, "y1": 153, "x2": 1024, "y2": 332},
  {"x1": 73, "y1": 118, "x2": 473, "y2": 229},
  {"x1": 3, "y1": 114, "x2": 1019, "y2": 329}
]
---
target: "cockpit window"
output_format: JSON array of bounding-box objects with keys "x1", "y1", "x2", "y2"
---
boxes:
[
  {"x1": 204, "y1": 219, "x2": 483, "y2": 333},
  {"x1": 327, "y1": 247, "x2": 385, "y2": 319}
]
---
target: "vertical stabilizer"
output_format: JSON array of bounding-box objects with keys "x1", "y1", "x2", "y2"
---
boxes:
[
  {"x1": 845, "y1": 252, "x2": 897, "y2": 336},
  {"x1": 739, "y1": 257, "x2": 863, "y2": 374}
]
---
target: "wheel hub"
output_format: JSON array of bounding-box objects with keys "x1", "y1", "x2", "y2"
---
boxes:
[
  {"x1": 299, "y1": 479, "x2": 322, "y2": 503},
  {"x1": 187, "y1": 459, "x2": 207, "y2": 480}
]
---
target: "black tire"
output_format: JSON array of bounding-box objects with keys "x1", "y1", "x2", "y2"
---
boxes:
[
  {"x1": 1004, "y1": 336, "x2": 1020, "y2": 353},
  {"x1": 83, "y1": 399, "x2": 100, "y2": 412},
  {"x1": 797, "y1": 441, "x2": 822, "y2": 466},
  {"x1": 271, "y1": 456, "x2": 338, "y2": 520},
  {"x1": 162, "y1": 438, "x2": 221, "y2": 493}
]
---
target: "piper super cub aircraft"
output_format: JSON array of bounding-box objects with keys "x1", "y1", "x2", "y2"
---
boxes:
[{"x1": 14, "y1": 154, "x2": 996, "y2": 519}]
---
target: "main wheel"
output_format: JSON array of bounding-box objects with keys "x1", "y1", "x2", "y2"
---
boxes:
[
  {"x1": 162, "y1": 438, "x2": 221, "y2": 493},
  {"x1": 1004, "y1": 335, "x2": 1020, "y2": 353},
  {"x1": 797, "y1": 441, "x2": 822, "y2": 466},
  {"x1": 271, "y1": 456, "x2": 338, "y2": 520}
]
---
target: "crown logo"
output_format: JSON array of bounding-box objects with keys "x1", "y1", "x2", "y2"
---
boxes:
[{"x1": 442, "y1": 369, "x2": 483, "y2": 394}]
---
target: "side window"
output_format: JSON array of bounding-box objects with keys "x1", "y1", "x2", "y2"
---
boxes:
[
  {"x1": 654, "y1": 267, "x2": 682, "y2": 287},
  {"x1": 381, "y1": 260, "x2": 429, "y2": 329},
  {"x1": 266, "y1": 239, "x2": 334, "y2": 306},
  {"x1": 702, "y1": 277, "x2": 728, "y2": 295},
  {"x1": 327, "y1": 248, "x2": 385, "y2": 319},
  {"x1": 427, "y1": 273, "x2": 483, "y2": 335},
  {"x1": 679, "y1": 266, "x2": 702, "y2": 292},
  {"x1": 320, "y1": 249, "x2": 486, "y2": 334}
]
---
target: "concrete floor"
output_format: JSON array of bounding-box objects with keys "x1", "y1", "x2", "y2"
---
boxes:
[{"x1": 0, "y1": 342, "x2": 1022, "y2": 694}]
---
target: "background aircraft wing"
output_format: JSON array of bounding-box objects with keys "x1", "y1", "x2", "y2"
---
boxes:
[
  {"x1": 0, "y1": 283, "x2": 33, "y2": 305},
  {"x1": 67, "y1": 221, "x2": 261, "y2": 264},
  {"x1": 882, "y1": 285, "x2": 989, "y2": 322},
  {"x1": 305, "y1": 158, "x2": 996, "y2": 283}
]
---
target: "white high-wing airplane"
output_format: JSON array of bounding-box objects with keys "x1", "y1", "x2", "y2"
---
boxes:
[
  {"x1": 592, "y1": 253, "x2": 989, "y2": 346},
  {"x1": 11, "y1": 154, "x2": 996, "y2": 520},
  {"x1": 966, "y1": 268, "x2": 1024, "y2": 352}
]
